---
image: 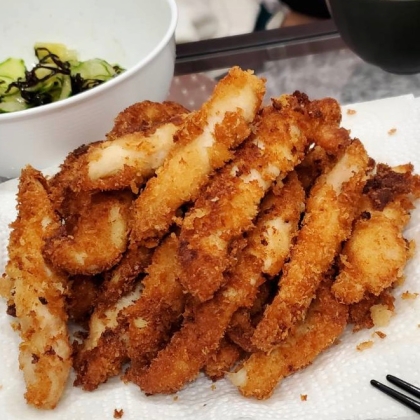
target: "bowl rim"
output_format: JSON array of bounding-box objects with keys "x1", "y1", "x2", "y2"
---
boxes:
[{"x1": 0, "y1": 0, "x2": 178, "y2": 122}]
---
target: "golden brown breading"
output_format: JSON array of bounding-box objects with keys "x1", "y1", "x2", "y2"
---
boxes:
[
  {"x1": 4, "y1": 166, "x2": 72, "y2": 409},
  {"x1": 107, "y1": 100, "x2": 189, "y2": 139},
  {"x1": 132, "y1": 174, "x2": 304, "y2": 394},
  {"x1": 73, "y1": 283, "x2": 142, "y2": 391},
  {"x1": 252, "y1": 139, "x2": 370, "y2": 352},
  {"x1": 332, "y1": 164, "x2": 420, "y2": 304},
  {"x1": 229, "y1": 280, "x2": 348, "y2": 399},
  {"x1": 130, "y1": 67, "x2": 266, "y2": 248},
  {"x1": 43, "y1": 191, "x2": 133, "y2": 275},
  {"x1": 48, "y1": 101, "x2": 188, "y2": 202},
  {"x1": 124, "y1": 234, "x2": 186, "y2": 380},
  {"x1": 348, "y1": 289, "x2": 395, "y2": 332},
  {"x1": 178, "y1": 96, "x2": 310, "y2": 302},
  {"x1": 203, "y1": 338, "x2": 243, "y2": 381},
  {"x1": 96, "y1": 245, "x2": 152, "y2": 308}
]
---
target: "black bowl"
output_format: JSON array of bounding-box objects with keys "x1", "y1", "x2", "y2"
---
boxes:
[{"x1": 327, "y1": 0, "x2": 420, "y2": 74}]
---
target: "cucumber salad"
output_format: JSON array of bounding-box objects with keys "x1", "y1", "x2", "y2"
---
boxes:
[{"x1": 0, "y1": 43, "x2": 125, "y2": 113}]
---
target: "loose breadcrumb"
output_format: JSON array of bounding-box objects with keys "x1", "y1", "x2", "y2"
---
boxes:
[
  {"x1": 173, "y1": 395, "x2": 179, "y2": 401},
  {"x1": 370, "y1": 304, "x2": 394, "y2": 327},
  {"x1": 300, "y1": 394, "x2": 308, "y2": 401},
  {"x1": 356, "y1": 340, "x2": 374, "y2": 351},
  {"x1": 401, "y1": 291, "x2": 418, "y2": 300},
  {"x1": 374, "y1": 330, "x2": 387, "y2": 339},
  {"x1": 346, "y1": 109, "x2": 357, "y2": 115},
  {"x1": 388, "y1": 128, "x2": 397, "y2": 135},
  {"x1": 113, "y1": 408, "x2": 124, "y2": 419},
  {"x1": 211, "y1": 384, "x2": 217, "y2": 391}
]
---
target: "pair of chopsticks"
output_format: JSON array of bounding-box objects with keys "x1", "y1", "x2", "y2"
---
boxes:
[{"x1": 371, "y1": 375, "x2": 420, "y2": 414}]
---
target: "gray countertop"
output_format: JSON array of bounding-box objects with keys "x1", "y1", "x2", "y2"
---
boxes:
[{"x1": 258, "y1": 48, "x2": 420, "y2": 104}]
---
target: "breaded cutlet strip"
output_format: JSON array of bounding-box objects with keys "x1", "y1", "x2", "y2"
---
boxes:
[
  {"x1": 69, "y1": 117, "x2": 187, "y2": 193},
  {"x1": 48, "y1": 101, "x2": 188, "y2": 202},
  {"x1": 252, "y1": 139, "x2": 370, "y2": 352},
  {"x1": 107, "y1": 100, "x2": 189, "y2": 139},
  {"x1": 229, "y1": 280, "x2": 348, "y2": 400},
  {"x1": 95, "y1": 245, "x2": 152, "y2": 308},
  {"x1": 124, "y1": 234, "x2": 186, "y2": 380},
  {"x1": 178, "y1": 95, "x2": 310, "y2": 302},
  {"x1": 348, "y1": 289, "x2": 395, "y2": 332},
  {"x1": 73, "y1": 283, "x2": 142, "y2": 391},
  {"x1": 3, "y1": 166, "x2": 71, "y2": 409},
  {"x1": 203, "y1": 338, "x2": 243, "y2": 381},
  {"x1": 130, "y1": 67, "x2": 266, "y2": 248},
  {"x1": 227, "y1": 282, "x2": 274, "y2": 353},
  {"x1": 132, "y1": 173, "x2": 304, "y2": 394},
  {"x1": 43, "y1": 191, "x2": 133, "y2": 276},
  {"x1": 276, "y1": 93, "x2": 351, "y2": 155},
  {"x1": 332, "y1": 164, "x2": 420, "y2": 304}
]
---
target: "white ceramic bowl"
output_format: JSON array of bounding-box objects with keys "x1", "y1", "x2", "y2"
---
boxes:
[{"x1": 0, "y1": 0, "x2": 177, "y2": 179}]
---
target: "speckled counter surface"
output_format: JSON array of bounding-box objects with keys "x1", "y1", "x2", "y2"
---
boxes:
[{"x1": 258, "y1": 48, "x2": 420, "y2": 104}]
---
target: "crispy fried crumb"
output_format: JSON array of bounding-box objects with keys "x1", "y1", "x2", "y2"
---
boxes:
[
  {"x1": 374, "y1": 330, "x2": 387, "y2": 339},
  {"x1": 346, "y1": 109, "x2": 356, "y2": 115},
  {"x1": 300, "y1": 394, "x2": 308, "y2": 401},
  {"x1": 113, "y1": 408, "x2": 124, "y2": 419},
  {"x1": 173, "y1": 395, "x2": 179, "y2": 401},
  {"x1": 388, "y1": 128, "x2": 397, "y2": 135},
  {"x1": 356, "y1": 340, "x2": 374, "y2": 351},
  {"x1": 10, "y1": 321, "x2": 20, "y2": 331},
  {"x1": 211, "y1": 384, "x2": 217, "y2": 391},
  {"x1": 401, "y1": 291, "x2": 418, "y2": 300},
  {"x1": 371, "y1": 304, "x2": 394, "y2": 327}
]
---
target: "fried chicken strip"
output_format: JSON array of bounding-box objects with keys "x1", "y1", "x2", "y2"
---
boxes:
[
  {"x1": 130, "y1": 67, "x2": 266, "y2": 248},
  {"x1": 229, "y1": 281, "x2": 348, "y2": 399},
  {"x1": 3, "y1": 166, "x2": 71, "y2": 409},
  {"x1": 48, "y1": 101, "x2": 188, "y2": 202},
  {"x1": 107, "y1": 100, "x2": 189, "y2": 139},
  {"x1": 332, "y1": 164, "x2": 420, "y2": 304},
  {"x1": 252, "y1": 139, "x2": 370, "y2": 352},
  {"x1": 73, "y1": 283, "x2": 142, "y2": 391},
  {"x1": 43, "y1": 191, "x2": 133, "y2": 275},
  {"x1": 203, "y1": 338, "x2": 243, "y2": 381},
  {"x1": 132, "y1": 173, "x2": 304, "y2": 394},
  {"x1": 124, "y1": 234, "x2": 186, "y2": 379},
  {"x1": 178, "y1": 95, "x2": 310, "y2": 301}
]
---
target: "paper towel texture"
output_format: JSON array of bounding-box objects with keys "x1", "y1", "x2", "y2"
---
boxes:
[{"x1": 0, "y1": 95, "x2": 419, "y2": 420}]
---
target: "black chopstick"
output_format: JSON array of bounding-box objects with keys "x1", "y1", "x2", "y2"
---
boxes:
[{"x1": 371, "y1": 375, "x2": 420, "y2": 414}]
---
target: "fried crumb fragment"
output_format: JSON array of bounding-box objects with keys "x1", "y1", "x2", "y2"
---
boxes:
[
  {"x1": 301, "y1": 394, "x2": 308, "y2": 401},
  {"x1": 173, "y1": 395, "x2": 179, "y2": 401},
  {"x1": 113, "y1": 408, "x2": 124, "y2": 419},
  {"x1": 371, "y1": 304, "x2": 394, "y2": 327},
  {"x1": 356, "y1": 341, "x2": 374, "y2": 351},
  {"x1": 374, "y1": 330, "x2": 387, "y2": 339},
  {"x1": 388, "y1": 128, "x2": 397, "y2": 135},
  {"x1": 346, "y1": 109, "x2": 356, "y2": 115},
  {"x1": 401, "y1": 291, "x2": 419, "y2": 300},
  {"x1": 211, "y1": 384, "x2": 217, "y2": 391}
]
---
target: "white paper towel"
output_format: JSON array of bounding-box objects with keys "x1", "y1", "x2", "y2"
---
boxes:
[{"x1": 1, "y1": 95, "x2": 420, "y2": 420}]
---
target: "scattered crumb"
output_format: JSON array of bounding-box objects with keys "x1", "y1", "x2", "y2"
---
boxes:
[
  {"x1": 374, "y1": 330, "x2": 387, "y2": 339},
  {"x1": 370, "y1": 304, "x2": 394, "y2": 327},
  {"x1": 401, "y1": 291, "x2": 418, "y2": 300},
  {"x1": 388, "y1": 128, "x2": 397, "y2": 135},
  {"x1": 300, "y1": 394, "x2": 308, "y2": 401},
  {"x1": 346, "y1": 109, "x2": 357, "y2": 115},
  {"x1": 356, "y1": 340, "x2": 374, "y2": 351},
  {"x1": 211, "y1": 384, "x2": 217, "y2": 391},
  {"x1": 173, "y1": 395, "x2": 179, "y2": 401},
  {"x1": 113, "y1": 408, "x2": 124, "y2": 419},
  {"x1": 10, "y1": 321, "x2": 20, "y2": 332}
]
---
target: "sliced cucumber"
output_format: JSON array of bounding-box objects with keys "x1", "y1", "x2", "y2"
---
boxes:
[
  {"x1": 0, "y1": 58, "x2": 26, "y2": 95},
  {"x1": 71, "y1": 58, "x2": 118, "y2": 82},
  {"x1": 0, "y1": 93, "x2": 29, "y2": 113},
  {"x1": 34, "y1": 42, "x2": 78, "y2": 63}
]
